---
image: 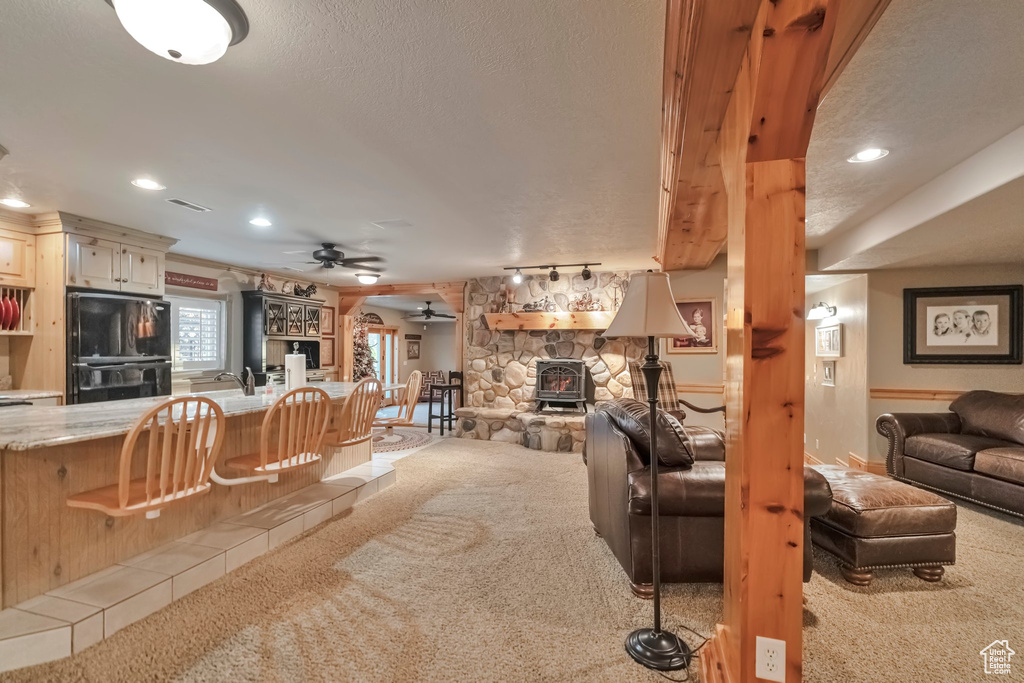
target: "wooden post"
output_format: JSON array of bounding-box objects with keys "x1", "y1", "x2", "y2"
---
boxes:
[
  {"x1": 705, "y1": 1, "x2": 839, "y2": 681},
  {"x1": 336, "y1": 296, "x2": 366, "y2": 383}
]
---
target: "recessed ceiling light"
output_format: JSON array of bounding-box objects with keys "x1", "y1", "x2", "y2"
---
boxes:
[
  {"x1": 131, "y1": 178, "x2": 166, "y2": 190},
  {"x1": 249, "y1": 217, "x2": 272, "y2": 227},
  {"x1": 357, "y1": 273, "x2": 380, "y2": 285},
  {"x1": 847, "y1": 148, "x2": 889, "y2": 163},
  {"x1": 103, "y1": 0, "x2": 249, "y2": 66},
  {"x1": 0, "y1": 198, "x2": 30, "y2": 208},
  {"x1": 416, "y1": 306, "x2": 424, "y2": 310}
]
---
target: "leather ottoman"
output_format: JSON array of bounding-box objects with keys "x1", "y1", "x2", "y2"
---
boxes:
[{"x1": 809, "y1": 465, "x2": 957, "y2": 586}]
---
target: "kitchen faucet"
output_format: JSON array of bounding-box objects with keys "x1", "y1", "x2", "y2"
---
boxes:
[{"x1": 215, "y1": 367, "x2": 256, "y2": 396}]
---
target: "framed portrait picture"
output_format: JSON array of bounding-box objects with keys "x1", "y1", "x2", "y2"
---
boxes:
[
  {"x1": 667, "y1": 298, "x2": 717, "y2": 354},
  {"x1": 821, "y1": 360, "x2": 836, "y2": 387},
  {"x1": 321, "y1": 306, "x2": 335, "y2": 336},
  {"x1": 815, "y1": 323, "x2": 843, "y2": 358},
  {"x1": 904, "y1": 285, "x2": 1022, "y2": 364},
  {"x1": 320, "y1": 337, "x2": 335, "y2": 367},
  {"x1": 407, "y1": 340, "x2": 421, "y2": 360}
]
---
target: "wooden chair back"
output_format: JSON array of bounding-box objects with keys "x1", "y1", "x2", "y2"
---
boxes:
[
  {"x1": 260, "y1": 386, "x2": 332, "y2": 470},
  {"x1": 120, "y1": 396, "x2": 225, "y2": 511},
  {"x1": 397, "y1": 370, "x2": 422, "y2": 422},
  {"x1": 329, "y1": 377, "x2": 383, "y2": 447}
]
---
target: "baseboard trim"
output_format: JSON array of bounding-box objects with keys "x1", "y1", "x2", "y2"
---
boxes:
[
  {"x1": 848, "y1": 452, "x2": 886, "y2": 475},
  {"x1": 804, "y1": 452, "x2": 824, "y2": 466}
]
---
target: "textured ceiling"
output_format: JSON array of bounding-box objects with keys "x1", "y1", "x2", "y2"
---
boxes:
[
  {"x1": 368, "y1": 294, "x2": 452, "y2": 317},
  {"x1": 807, "y1": 0, "x2": 1024, "y2": 253},
  {"x1": 0, "y1": 0, "x2": 663, "y2": 283}
]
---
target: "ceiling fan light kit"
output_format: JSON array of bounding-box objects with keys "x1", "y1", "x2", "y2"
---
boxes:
[{"x1": 104, "y1": 0, "x2": 249, "y2": 65}]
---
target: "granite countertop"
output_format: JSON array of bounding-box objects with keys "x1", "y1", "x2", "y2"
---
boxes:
[
  {"x1": 0, "y1": 389, "x2": 63, "y2": 401},
  {"x1": 0, "y1": 382, "x2": 404, "y2": 452}
]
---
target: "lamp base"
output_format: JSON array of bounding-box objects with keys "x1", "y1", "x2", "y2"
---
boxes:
[{"x1": 625, "y1": 628, "x2": 692, "y2": 671}]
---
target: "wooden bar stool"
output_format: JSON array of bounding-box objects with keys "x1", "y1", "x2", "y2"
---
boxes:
[
  {"x1": 374, "y1": 370, "x2": 422, "y2": 435},
  {"x1": 66, "y1": 396, "x2": 225, "y2": 519},
  {"x1": 225, "y1": 386, "x2": 332, "y2": 475},
  {"x1": 326, "y1": 377, "x2": 383, "y2": 447}
]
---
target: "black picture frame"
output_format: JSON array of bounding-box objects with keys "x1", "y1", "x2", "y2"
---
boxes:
[{"x1": 903, "y1": 285, "x2": 1023, "y2": 365}]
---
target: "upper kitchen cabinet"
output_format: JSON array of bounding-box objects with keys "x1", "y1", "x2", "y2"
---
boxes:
[
  {"x1": 58, "y1": 215, "x2": 173, "y2": 295},
  {"x1": 0, "y1": 225, "x2": 36, "y2": 288}
]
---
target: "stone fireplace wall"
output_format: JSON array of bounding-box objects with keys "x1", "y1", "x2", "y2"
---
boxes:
[{"x1": 463, "y1": 272, "x2": 645, "y2": 410}]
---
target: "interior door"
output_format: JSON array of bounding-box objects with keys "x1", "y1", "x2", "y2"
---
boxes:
[
  {"x1": 67, "y1": 235, "x2": 121, "y2": 290},
  {"x1": 120, "y1": 245, "x2": 165, "y2": 295}
]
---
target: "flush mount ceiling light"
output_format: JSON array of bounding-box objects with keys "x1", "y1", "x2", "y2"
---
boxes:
[
  {"x1": 249, "y1": 217, "x2": 272, "y2": 227},
  {"x1": 103, "y1": 0, "x2": 249, "y2": 66},
  {"x1": 846, "y1": 148, "x2": 889, "y2": 163},
  {"x1": 807, "y1": 302, "x2": 837, "y2": 320},
  {"x1": 357, "y1": 273, "x2": 380, "y2": 285},
  {"x1": 0, "y1": 198, "x2": 31, "y2": 208},
  {"x1": 131, "y1": 177, "x2": 165, "y2": 190}
]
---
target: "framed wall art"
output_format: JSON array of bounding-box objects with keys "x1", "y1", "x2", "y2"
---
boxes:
[
  {"x1": 320, "y1": 337, "x2": 335, "y2": 367},
  {"x1": 321, "y1": 306, "x2": 335, "y2": 336},
  {"x1": 904, "y1": 285, "x2": 1022, "y2": 364},
  {"x1": 821, "y1": 360, "x2": 836, "y2": 387},
  {"x1": 667, "y1": 298, "x2": 717, "y2": 354},
  {"x1": 407, "y1": 339, "x2": 421, "y2": 360},
  {"x1": 815, "y1": 323, "x2": 843, "y2": 358}
]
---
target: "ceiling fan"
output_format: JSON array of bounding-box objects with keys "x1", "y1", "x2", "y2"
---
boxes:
[
  {"x1": 275, "y1": 243, "x2": 383, "y2": 272},
  {"x1": 405, "y1": 301, "x2": 456, "y2": 320}
]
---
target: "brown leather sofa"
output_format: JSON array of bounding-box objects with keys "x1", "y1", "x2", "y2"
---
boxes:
[
  {"x1": 877, "y1": 390, "x2": 1024, "y2": 517},
  {"x1": 585, "y1": 399, "x2": 833, "y2": 595}
]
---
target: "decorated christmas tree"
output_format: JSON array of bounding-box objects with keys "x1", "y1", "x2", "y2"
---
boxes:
[{"x1": 352, "y1": 316, "x2": 377, "y2": 380}]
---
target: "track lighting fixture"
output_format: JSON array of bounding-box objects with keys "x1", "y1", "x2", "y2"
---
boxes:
[{"x1": 503, "y1": 263, "x2": 602, "y2": 283}]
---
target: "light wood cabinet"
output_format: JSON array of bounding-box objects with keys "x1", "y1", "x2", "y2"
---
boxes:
[
  {"x1": 120, "y1": 245, "x2": 165, "y2": 295},
  {"x1": 0, "y1": 227, "x2": 36, "y2": 288},
  {"x1": 66, "y1": 236, "x2": 165, "y2": 295},
  {"x1": 66, "y1": 235, "x2": 121, "y2": 290}
]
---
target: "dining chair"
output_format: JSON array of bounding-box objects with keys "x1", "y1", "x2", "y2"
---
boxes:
[
  {"x1": 66, "y1": 396, "x2": 225, "y2": 519},
  {"x1": 374, "y1": 369, "x2": 422, "y2": 435},
  {"x1": 326, "y1": 377, "x2": 383, "y2": 447},
  {"x1": 225, "y1": 386, "x2": 332, "y2": 475}
]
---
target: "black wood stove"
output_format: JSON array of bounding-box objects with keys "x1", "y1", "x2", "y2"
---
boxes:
[{"x1": 534, "y1": 359, "x2": 587, "y2": 413}]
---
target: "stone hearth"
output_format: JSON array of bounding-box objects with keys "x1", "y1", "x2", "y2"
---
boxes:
[
  {"x1": 454, "y1": 407, "x2": 586, "y2": 453},
  {"x1": 463, "y1": 272, "x2": 644, "y2": 412}
]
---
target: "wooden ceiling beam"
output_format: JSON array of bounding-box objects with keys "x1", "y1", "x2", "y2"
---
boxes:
[
  {"x1": 332, "y1": 281, "x2": 467, "y2": 314},
  {"x1": 657, "y1": 0, "x2": 892, "y2": 270}
]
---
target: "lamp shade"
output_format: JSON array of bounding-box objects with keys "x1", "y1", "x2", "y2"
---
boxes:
[{"x1": 604, "y1": 271, "x2": 695, "y2": 339}]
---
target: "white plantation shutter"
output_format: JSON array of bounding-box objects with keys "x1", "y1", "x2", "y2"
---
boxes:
[{"x1": 167, "y1": 296, "x2": 226, "y2": 371}]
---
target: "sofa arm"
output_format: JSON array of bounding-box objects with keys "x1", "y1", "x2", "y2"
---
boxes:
[{"x1": 876, "y1": 412, "x2": 962, "y2": 477}]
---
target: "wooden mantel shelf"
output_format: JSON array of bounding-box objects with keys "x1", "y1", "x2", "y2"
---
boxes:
[{"x1": 483, "y1": 311, "x2": 614, "y2": 331}]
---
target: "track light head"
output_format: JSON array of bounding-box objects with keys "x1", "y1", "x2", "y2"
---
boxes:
[
  {"x1": 512, "y1": 268, "x2": 523, "y2": 284},
  {"x1": 549, "y1": 268, "x2": 559, "y2": 282},
  {"x1": 581, "y1": 265, "x2": 592, "y2": 281}
]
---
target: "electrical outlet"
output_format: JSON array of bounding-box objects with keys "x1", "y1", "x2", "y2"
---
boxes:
[{"x1": 756, "y1": 636, "x2": 786, "y2": 682}]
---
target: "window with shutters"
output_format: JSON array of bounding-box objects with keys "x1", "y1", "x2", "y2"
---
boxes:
[{"x1": 167, "y1": 295, "x2": 227, "y2": 372}]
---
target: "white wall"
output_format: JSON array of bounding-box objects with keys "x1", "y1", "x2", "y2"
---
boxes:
[{"x1": 355, "y1": 304, "x2": 457, "y2": 382}]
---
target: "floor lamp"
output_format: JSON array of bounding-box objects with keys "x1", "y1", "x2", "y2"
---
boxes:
[{"x1": 605, "y1": 270, "x2": 695, "y2": 671}]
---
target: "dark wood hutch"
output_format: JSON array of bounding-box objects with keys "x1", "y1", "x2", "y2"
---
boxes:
[{"x1": 242, "y1": 290, "x2": 325, "y2": 385}]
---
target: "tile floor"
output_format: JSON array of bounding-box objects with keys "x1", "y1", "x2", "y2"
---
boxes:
[{"x1": 0, "y1": 458, "x2": 400, "y2": 673}]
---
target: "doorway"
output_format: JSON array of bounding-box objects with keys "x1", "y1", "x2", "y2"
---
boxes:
[{"x1": 366, "y1": 326, "x2": 399, "y2": 402}]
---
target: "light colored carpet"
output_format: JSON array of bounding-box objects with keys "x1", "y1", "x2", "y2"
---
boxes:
[{"x1": 5, "y1": 439, "x2": 1023, "y2": 682}]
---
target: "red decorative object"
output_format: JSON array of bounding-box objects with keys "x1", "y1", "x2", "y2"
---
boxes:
[{"x1": 165, "y1": 271, "x2": 218, "y2": 291}]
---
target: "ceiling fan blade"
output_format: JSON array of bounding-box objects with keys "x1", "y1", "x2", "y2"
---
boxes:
[
  {"x1": 338, "y1": 263, "x2": 382, "y2": 272},
  {"x1": 338, "y1": 256, "x2": 383, "y2": 265},
  {"x1": 434, "y1": 313, "x2": 457, "y2": 319}
]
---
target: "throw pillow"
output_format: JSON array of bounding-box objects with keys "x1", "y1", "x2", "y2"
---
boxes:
[{"x1": 598, "y1": 398, "x2": 694, "y2": 468}]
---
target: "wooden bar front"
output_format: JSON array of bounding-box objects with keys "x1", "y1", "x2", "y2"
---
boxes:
[{"x1": 0, "y1": 408, "x2": 370, "y2": 608}]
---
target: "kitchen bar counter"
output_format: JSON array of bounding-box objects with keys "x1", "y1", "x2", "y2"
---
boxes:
[
  {"x1": 0, "y1": 389, "x2": 63, "y2": 402},
  {"x1": 0, "y1": 382, "x2": 402, "y2": 451},
  {"x1": 0, "y1": 380, "x2": 405, "y2": 607}
]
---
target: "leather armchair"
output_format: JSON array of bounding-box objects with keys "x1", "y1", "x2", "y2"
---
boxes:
[{"x1": 586, "y1": 400, "x2": 833, "y2": 595}]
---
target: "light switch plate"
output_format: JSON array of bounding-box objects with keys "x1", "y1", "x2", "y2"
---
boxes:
[{"x1": 755, "y1": 636, "x2": 786, "y2": 682}]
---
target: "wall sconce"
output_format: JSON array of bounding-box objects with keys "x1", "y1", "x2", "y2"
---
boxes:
[{"x1": 807, "y1": 302, "x2": 837, "y2": 320}]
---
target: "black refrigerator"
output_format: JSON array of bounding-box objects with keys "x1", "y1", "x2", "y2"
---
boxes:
[{"x1": 66, "y1": 292, "x2": 172, "y2": 404}]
